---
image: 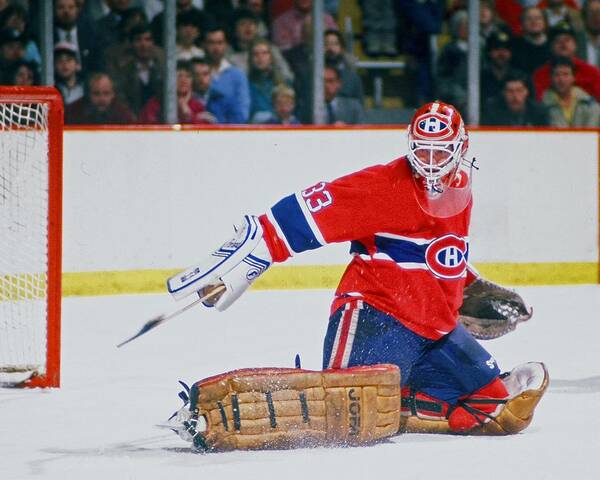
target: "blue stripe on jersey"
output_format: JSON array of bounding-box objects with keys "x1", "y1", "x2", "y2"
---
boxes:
[
  {"x1": 374, "y1": 236, "x2": 428, "y2": 263},
  {"x1": 271, "y1": 194, "x2": 321, "y2": 253}
]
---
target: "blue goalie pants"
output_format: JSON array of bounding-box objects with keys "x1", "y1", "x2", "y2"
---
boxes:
[{"x1": 322, "y1": 300, "x2": 501, "y2": 405}]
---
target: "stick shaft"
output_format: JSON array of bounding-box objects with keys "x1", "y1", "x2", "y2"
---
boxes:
[{"x1": 117, "y1": 285, "x2": 226, "y2": 347}]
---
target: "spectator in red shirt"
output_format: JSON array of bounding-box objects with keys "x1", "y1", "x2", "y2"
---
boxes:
[
  {"x1": 272, "y1": 0, "x2": 337, "y2": 52},
  {"x1": 139, "y1": 60, "x2": 211, "y2": 124},
  {"x1": 66, "y1": 72, "x2": 137, "y2": 124},
  {"x1": 533, "y1": 20, "x2": 600, "y2": 100}
]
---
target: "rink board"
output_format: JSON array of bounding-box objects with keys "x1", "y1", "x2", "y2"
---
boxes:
[{"x1": 61, "y1": 127, "x2": 600, "y2": 294}]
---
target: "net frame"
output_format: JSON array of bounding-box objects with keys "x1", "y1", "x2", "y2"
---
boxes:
[{"x1": 0, "y1": 86, "x2": 63, "y2": 388}]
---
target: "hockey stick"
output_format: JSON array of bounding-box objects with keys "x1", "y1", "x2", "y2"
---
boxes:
[{"x1": 117, "y1": 285, "x2": 226, "y2": 348}]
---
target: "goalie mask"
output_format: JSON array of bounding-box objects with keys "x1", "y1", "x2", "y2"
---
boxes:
[{"x1": 408, "y1": 101, "x2": 472, "y2": 218}]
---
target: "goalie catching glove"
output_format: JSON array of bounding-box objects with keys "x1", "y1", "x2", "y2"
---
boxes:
[
  {"x1": 459, "y1": 277, "x2": 533, "y2": 340},
  {"x1": 167, "y1": 215, "x2": 271, "y2": 310},
  {"x1": 166, "y1": 364, "x2": 401, "y2": 452}
]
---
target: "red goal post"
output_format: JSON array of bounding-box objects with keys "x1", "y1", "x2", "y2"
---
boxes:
[{"x1": 0, "y1": 87, "x2": 63, "y2": 388}]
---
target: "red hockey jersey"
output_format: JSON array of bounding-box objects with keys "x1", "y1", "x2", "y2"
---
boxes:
[{"x1": 259, "y1": 157, "x2": 472, "y2": 340}]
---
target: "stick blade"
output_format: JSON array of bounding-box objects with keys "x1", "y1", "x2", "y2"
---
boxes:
[{"x1": 117, "y1": 314, "x2": 167, "y2": 348}]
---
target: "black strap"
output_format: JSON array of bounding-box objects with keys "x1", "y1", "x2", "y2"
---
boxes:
[
  {"x1": 231, "y1": 393, "x2": 241, "y2": 431},
  {"x1": 266, "y1": 392, "x2": 277, "y2": 428},
  {"x1": 217, "y1": 401, "x2": 229, "y2": 431},
  {"x1": 299, "y1": 391, "x2": 310, "y2": 423}
]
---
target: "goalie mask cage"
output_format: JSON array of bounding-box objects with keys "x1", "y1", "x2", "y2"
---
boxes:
[{"x1": 0, "y1": 87, "x2": 63, "y2": 388}]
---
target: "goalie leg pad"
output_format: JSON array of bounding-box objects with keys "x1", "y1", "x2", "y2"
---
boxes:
[
  {"x1": 169, "y1": 364, "x2": 401, "y2": 451},
  {"x1": 399, "y1": 362, "x2": 548, "y2": 435}
]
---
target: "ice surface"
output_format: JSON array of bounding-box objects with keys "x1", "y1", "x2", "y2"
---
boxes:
[{"x1": 1, "y1": 286, "x2": 599, "y2": 480}]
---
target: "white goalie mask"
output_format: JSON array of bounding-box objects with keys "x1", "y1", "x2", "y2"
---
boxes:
[{"x1": 407, "y1": 101, "x2": 472, "y2": 218}]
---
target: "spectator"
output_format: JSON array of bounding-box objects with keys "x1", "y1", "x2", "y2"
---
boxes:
[
  {"x1": 0, "y1": 29, "x2": 26, "y2": 84},
  {"x1": 248, "y1": 38, "x2": 288, "y2": 123},
  {"x1": 272, "y1": 0, "x2": 337, "y2": 52},
  {"x1": 261, "y1": 84, "x2": 301, "y2": 124},
  {"x1": 176, "y1": 10, "x2": 205, "y2": 60},
  {"x1": 360, "y1": 0, "x2": 398, "y2": 56},
  {"x1": 542, "y1": 0, "x2": 584, "y2": 32},
  {"x1": 542, "y1": 56, "x2": 600, "y2": 125},
  {"x1": 533, "y1": 21, "x2": 600, "y2": 100},
  {"x1": 480, "y1": 0, "x2": 508, "y2": 50},
  {"x1": 239, "y1": 0, "x2": 270, "y2": 38},
  {"x1": 481, "y1": 30, "x2": 522, "y2": 104},
  {"x1": 6, "y1": 59, "x2": 38, "y2": 86},
  {"x1": 108, "y1": 24, "x2": 164, "y2": 116},
  {"x1": 203, "y1": 25, "x2": 250, "y2": 123},
  {"x1": 512, "y1": 7, "x2": 551, "y2": 76},
  {"x1": 151, "y1": 0, "x2": 205, "y2": 47},
  {"x1": 54, "y1": 0, "x2": 100, "y2": 74},
  {"x1": 54, "y1": 42, "x2": 84, "y2": 105},
  {"x1": 229, "y1": 9, "x2": 293, "y2": 83},
  {"x1": 436, "y1": 10, "x2": 469, "y2": 112},
  {"x1": 576, "y1": 0, "x2": 600, "y2": 67},
  {"x1": 323, "y1": 66, "x2": 365, "y2": 125},
  {"x1": 95, "y1": 0, "x2": 132, "y2": 51},
  {"x1": 139, "y1": 60, "x2": 211, "y2": 124},
  {"x1": 482, "y1": 72, "x2": 549, "y2": 125},
  {"x1": 324, "y1": 29, "x2": 364, "y2": 105},
  {"x1": 0, "y1": 4, "x2": 40, "y2": 66},
  {"x1": 189, "y1": 57, "x2": 223, "y2": 123},
  {"x1": 102, "y1": 7, "x2": 149, "y2": 71},
  {"x1": 66, "y1": 72, "x2": 137, "y2": 124},
  {"x1": 396, "y1": 0, "x2": 445, "y2": 105}
]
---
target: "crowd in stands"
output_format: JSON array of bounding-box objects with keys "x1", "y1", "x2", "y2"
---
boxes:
[{"x1": 1, "y1": 0, "x2": 600, "y2": 127}]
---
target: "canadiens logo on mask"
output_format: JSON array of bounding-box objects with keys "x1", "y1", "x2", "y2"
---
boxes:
[{"x1": 415, "y1": 114, "x2": 454, "y2": 141}]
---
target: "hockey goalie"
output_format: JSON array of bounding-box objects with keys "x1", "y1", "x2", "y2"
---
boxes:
[{"x1": 166, "y1": 101, "x2": 548, "y2": 452}]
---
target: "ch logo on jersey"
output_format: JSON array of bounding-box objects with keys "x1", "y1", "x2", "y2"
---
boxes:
[
  {"x1": 415, "y1": 113, "x2": 454, "y2": 141},
  {"x1": 425, "y1": 234, "x2": 468, "y2": 279}
]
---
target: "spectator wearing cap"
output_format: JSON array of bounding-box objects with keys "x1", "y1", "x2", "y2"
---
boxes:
[
  {"x1": 482, "y1": 71, "x2": 550, "y2": 126},
  {"x1": 0, "y1": 4, "x2": 41, "y2": 67},
  {"x1": 261, "y1": 84, "x2": 301, "y2": 125},
  {"x1": 576, "y1": 0, "x2": 600, "y2": 67},
  {"x1": 176, "y1": 10, "x2": 205, "y2": 61},
  {"x1": 512, "y1": 7, "x2": 551, "y2": 76},
  {"x1": 272, "y1": 0, "x2": 337, "y2": 52},
  {"x1": 542, "y1": 56, "x2": 600, "y2": 126},
  {"x1": 229, "y1": 9, "x2": 293, "y2": 83},
  {"x1": 54, "y1": 0, "x2": 99, "y2": 74},
  {"x1": 66, "y1": 72, "x2": 137, "y2": 124},
  {"x1": 139, "y1": 60, "x2": 211, "y2": 124},
  {"x1": 54, "y1": 42, "x2": 84, "y2": 105},
  {"x1": 0, "y1": 28, "x2": 26, "y2": 84},
  {"x1": 533, "y1": 20, "x2": 600, "y2": 101},
  {"x1": 203, "y1": 25, "x2": 250, "y2": 123},
  {"x1": 481, "y1": 30, "x2": 523, "y2": 104},
  {"x1": 108, "y1": 24, "x2": 165, "y2": 116},
  {"x1": 541, "y1": 0, "x2": 584, "y2": 33},
  {"x1": 324, "y1": 29, "x2": 364, "y2": 105}
]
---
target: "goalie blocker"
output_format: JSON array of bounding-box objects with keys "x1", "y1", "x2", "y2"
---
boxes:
[{"x1": 167, "y1": 216, "x2": 271, "y2": 310}]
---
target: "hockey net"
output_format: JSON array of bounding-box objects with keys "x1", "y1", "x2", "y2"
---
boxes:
[{"x1": 0, "y1": 87, "x2": 63, "y2": 387}]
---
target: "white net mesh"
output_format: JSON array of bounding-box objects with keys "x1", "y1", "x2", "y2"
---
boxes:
[{"x1": 0, "y1": 102, "x2": 50, "y2": 382}]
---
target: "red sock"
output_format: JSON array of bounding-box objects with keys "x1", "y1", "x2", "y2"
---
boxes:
[{"x1": 448, "y1": 377, "x2": 509, "y2": 432}]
